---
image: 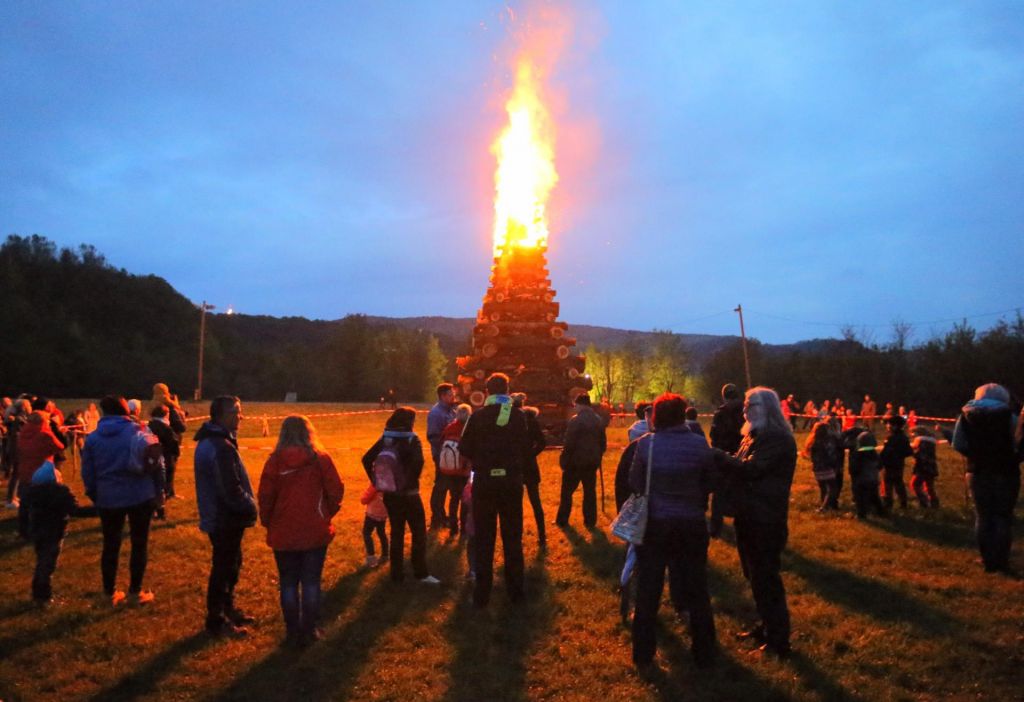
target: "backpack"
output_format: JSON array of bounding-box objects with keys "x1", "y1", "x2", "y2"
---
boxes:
[
  {"x1": 371, "y1": 443, "x2": 407, "y2": 493},
  {"x1": 439, "y1": 439, "x2": 470, "y2": 477},
  {"x1": 129, "y1": 428, "x2": 163, "y2": 476}
]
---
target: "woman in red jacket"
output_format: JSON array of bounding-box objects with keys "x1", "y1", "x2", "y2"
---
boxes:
[{"x1": 258, "y1": 416, "x2": 344, "y2": 647}]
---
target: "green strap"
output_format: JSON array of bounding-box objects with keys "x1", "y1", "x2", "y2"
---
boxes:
[{"x1": 485, "y1": 394, "x2": 513, "y2": 427}]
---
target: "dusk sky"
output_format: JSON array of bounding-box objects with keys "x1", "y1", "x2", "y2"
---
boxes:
[{"x1": 3, "y1": 1, "x2": 1022, "y2": 344}]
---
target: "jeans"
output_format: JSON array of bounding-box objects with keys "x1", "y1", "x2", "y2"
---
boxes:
[
  {"x1": 164, "y1": 454, "x2": 178, "y2": 497},
  {"x1": 555, "y1": 465, "x2": 598, "y2": 527},
  {"x1": 429, "y1": 466, "x2": 447, "y2": 527},
  {"x1": 383, "y1": 493, "x2": 428, "y2": 581},
  {"x1": 734, "y1": 517, "x2": 790, "y2": 650},
  {"x1": 816, "y1": 478, "x2": 839, "y2": 510},
  {"x1": 911, "y1": 475, "x2": 939, "y2": 508},
  {"x1": 853, "y1": 480, "x2": 885, "y2": 518},
  {"x1": 524, "y1": 480, "x2": 546, "y2": 543},
  {"x1": 99, "y1": 502, "x2": 153, "y2": 594},
  {"x1": 362, "y1": 516, "x2": 388, "y2": 558},
  {"x1": 881, "y1": 467, "x2": 908, "y2": 509},
  {"x1": 472, "y1": 478, "x2": 524, "y2": 607},
  {"x1": 969, "y1": 471, "x2": 1020, "y2": 571},
  {"x1": 32, "y1": 535, "x2": 63, "y2": 601},
  {"x1": 445, "y1": 475, "x2": 469, "y2": 531},
  {"x1": 273, "y1": 546, "x2": 328, "y2": 637},
  {"x1": 633, "y1": 518, "x2": 716, "y2": 665},
  {"x1": 206, "y1": 525, "x2": 246, "y2": 630}
]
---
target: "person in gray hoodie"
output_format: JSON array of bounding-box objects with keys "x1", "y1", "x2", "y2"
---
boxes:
[
  {"x1": 953, "y1": 383, "x2": 1021, "y2": 575},
  {"x1": 82, "y1": 395, "x2": 160, "y2": 607},
  {"x1": 556, "y1": 394, "x2": 607, "y2": 529}
]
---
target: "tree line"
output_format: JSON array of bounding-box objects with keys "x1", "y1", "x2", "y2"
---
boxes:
[{"x1": 0, "y1": 235, "x2": 447, "y2": 402}]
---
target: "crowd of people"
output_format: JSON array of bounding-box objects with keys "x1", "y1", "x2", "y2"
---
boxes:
[{"x1": 1, "y1": 376, "x2": 1021, "y2": 668}]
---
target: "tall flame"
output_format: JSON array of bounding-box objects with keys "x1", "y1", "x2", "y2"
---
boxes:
[{"x1": 491, "y1": 61, "x2": 558, "y2": 257}]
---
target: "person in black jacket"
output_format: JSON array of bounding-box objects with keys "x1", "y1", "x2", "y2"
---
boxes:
[
  {"x1": 556, "y1": 394, "x2": 607, "y2": 529},
  {"x1": 708, "y1": 383, "x2": 744, "y2": 537},
  {"x1": 361, "y1": 407, "x2": 438, "y2": 584},
  {"x1": 458, "y1": 374, "x2": 531, "y2": 608},
  {"x1": 149, "y1": 384, "x2": 187, "y2": 499},
  {"x1": 880, "y1": 415, "x2": 912, "y2": 509},
  {"x1": 713, "y1": 387, "x2": 797, "y2": 658},
  {"x1": 27, "y1": 461, "x2": 78, "y2": 604},
  {"x1": 511, "y1": 393, "x2": 548, "y2": 550}
]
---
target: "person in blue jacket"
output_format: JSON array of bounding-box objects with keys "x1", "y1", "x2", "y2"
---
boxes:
[
  {"x1": 81, "y1": 395, "x2": 160, "y2": 607},
  {"x1": 194, "y1": 395, "x2": 257, "y2": 636}
]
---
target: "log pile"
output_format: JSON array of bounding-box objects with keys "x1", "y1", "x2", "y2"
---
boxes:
[{"x1": 456, "y1": 244, "x2": 591, "y2": 438}]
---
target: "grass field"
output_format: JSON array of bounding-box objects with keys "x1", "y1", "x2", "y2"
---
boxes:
[{"x1": 1, "y1": 402, "x2": 1021, "y2": 702}]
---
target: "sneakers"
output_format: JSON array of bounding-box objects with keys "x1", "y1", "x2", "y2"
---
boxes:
[
  {"x1": 110, "y1": 590, "x2": 127, "y2": 607},
  {"x1": 128, "y1": 590, "x2": 155, "y2": 606},
  {"x1": 417, "y1": 575, "x2": 441, "y2": 585},
  {"x1": 364, "y1": 555, "x2": 379, "y2": 568}
]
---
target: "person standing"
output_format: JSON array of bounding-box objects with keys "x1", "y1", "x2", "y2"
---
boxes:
[
  {"x1": 194, "y1": 396, "x2": 258, "y2": 636},
  {"x1": 150, "y1": 383, "x2": 187, "y2": 499},
  {"x1": 713, "y1": 387, "x2": 797, "y2": 658},
  {"x1": 880, "y1": 415, "x2": 912, "y2": 510},
  {"x1": 258, "y1": 416, "x2": 344, "y2": 647},
  {"x1": 426, "y1": 383, "x2": 458, "y2": 530},
  {"x1": 82, "y1": 395, "x2": 160, "y2": 606},
  {"x1": 511, "y1": 393, "x2": 547, "y2": 549},
  {"x1": 860, "y1": 395, "x2": 877, "y2": 431},
  {"x1": 708, "y1": 383, "x2": 744, "y2": 537},
  {"x1": 15, "y1": 399, "x2": 65, "y2": 539},
  {"x1": 439, "y1": 404, "x2": 473, "y2": 535},
  {"x1": 555, "y1": 394, "x2": 607, "y2": 529},
  {"x1": 362, "y1": 407, "x2": 439, "y2": 584},
  {"x1": 458, "y1": 373, "x2": 531, "y2": 607},
  {"x1": 84, "y1": 402, "x2": 100, "y2": 434},
  {"x1": 629, "y1": 393, "x2": 718, "y2": 670},
  {"x1": 952, "y1": 383, "x2": 1021, "y2": 575},
  {"x1": 627, "y1": 402, "x2": 653, "y2": 442}
]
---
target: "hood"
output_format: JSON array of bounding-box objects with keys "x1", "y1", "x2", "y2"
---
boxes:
[
  {"x1": 31, "y1": 460, "x2": 58, "y2": 485},
  {"x1": 382, "y1": 430, "x2": 416, "y2": 440},
  {"x1": 719, "y1": 398, "x2": 743, "y2": 412},
  {"x1": 96, "y1": 415, "x2": 139, "y2": 438},
  {"x1": 273, "y1": 446, "x2": 317, "y2": 469},
  {"x1": 962, "y1": 398, "x2": 1010, "y2": 415},
  {"x1": 194, "y1": 421, "x2": 233, "y2": 442}
]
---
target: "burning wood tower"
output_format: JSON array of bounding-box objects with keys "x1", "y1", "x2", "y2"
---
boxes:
[{"x1": 456, "y1": 59, "x2": 590, "y2": 435}]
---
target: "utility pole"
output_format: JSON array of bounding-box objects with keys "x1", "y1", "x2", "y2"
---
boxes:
[
  {"x1": 195, "y1": 301, "x2": 215, "y2": 401},
  {"x1": 734, "y1": 304, "x2": 752, "y2": 389}
]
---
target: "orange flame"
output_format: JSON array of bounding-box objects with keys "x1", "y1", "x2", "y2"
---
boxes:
[{"x1": 491, "y1": 60, "x2": 558, "y2": 257}]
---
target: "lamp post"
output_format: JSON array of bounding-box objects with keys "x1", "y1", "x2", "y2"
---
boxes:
[
  {"x1": 194, "y1": 301, "x2": 215, "y2": 401},
  {"x1": 734, "y1": 304, "x2": 752, "y2": 389}
]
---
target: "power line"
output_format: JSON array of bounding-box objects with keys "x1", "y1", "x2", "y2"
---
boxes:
[{"x1": 742, "y1": 306, "x2": 1022, "y2": 330}]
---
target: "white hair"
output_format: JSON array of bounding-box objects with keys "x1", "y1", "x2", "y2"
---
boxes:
[
  {"x1": 743, "y1": 387, "x2": 792, "y2": 436},
  {"x1": 455, "y1": 403, "x2": 472, "y2": 422}
]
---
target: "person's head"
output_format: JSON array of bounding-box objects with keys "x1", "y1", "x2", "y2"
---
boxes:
[
  {"x1": 99, "y1": 395, "x2": 129, "y2": 417},
  {"x1": 454, "y1": 403, "x2": 472, "y2": 423},
  {"x1": 856, "y1": 431, "x2": 877, "y2": 450},
  {"x1": 574, "y1": 393, "x2": 591, "y2": 407},
  {"x1": 150, "y1": 404, "x2": 168, "y2": 419},
  {"x1": 886, "y1": 414, "x2": 906, "y2": 433},
  {"x1": 127, "y1": 399, "x2": 142, "y2": 418},
  {"x1": 276, "y1": 415, "x2": 324, "y2": 455},
  {"x1": 786, "y1": 394, "x2": 794, "y2": 402},
  {"x1": 31, "y1": 396, "x2": 48, "y2": 412},
  {"x1": 743, "y1": 387, "x2": 791, "y2": 435},
  {"x1": 634, "y1": 401, "x2": 651, "y2": 420},
  {"x1": 685, "y1": 406, "x2": 698, "y2": 422},
  {"x1": 0, "y1": 397, "x2": 9, "y2": 409},
  {"x1": 973, "y1": 383, "x2": 1010, "y2": 404},
  {"x1": 812, "y1": 420, "x2": 832, "y2": 444},
  {"x1": 485, "y1": 373, "x2": 509, "y2": 396},
  {"x1": 864, "y1": 394, "x2": 871, "y2": 402},
  {"x1": 510, "y1": 392, "x2": 527, "y2": 408},
  {"x1": 721, "y1": 383, "x2": 740, "y2": 402},
  {"x1": 385, "y1": 406, "x2": 417, "y2": 432},
  {"x1": 651, "y1": 393, "x2": 687, "y2": 431},
  {"x1": 210, "y1": 395, "x2": 242, "y2": 433},
  {"x1": 436, "y1": 382, "x2": 455, "y2": 406}
]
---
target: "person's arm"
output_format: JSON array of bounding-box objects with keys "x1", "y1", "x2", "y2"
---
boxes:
[
  {"x1": 426, "y1": 408, "x2": 444, "y2": 447},
  {"x1": 319, "y1": 453, "x2": 344, "y2": 517},
  {"x1": 407, "y1": 436, "x2": 426, "y2": 482},
  {"x1": 599, "y1": 421, "x2": 607, "y2": 455},
  {"x1": 214, "y1": 443, "x2": 257, "y2": 517},
  {"x1": 628, "y1": 436, "x2": 649, "y2": 494},
  {"x1": 614, "y1": 441, "x2": 638, "y2": 511},
  {"x1": 718, "y1": 433, "x2": 790, "y2": 481},
  {"x1": 527, "y1": 415, "x2": 546, "y2": 457},
  {"x1": 81, "y1": 440, "x2": 96, "y2": 502},
  {"x1": 257, "y1": 456, "x2": 277, "y2": 527},
  {"x1": 361, "y1": 439, "x2": 383, "y2": 480},
  {"x1": 168, "y1": 406, "x2": 187, "y2": 435},
  {"x1": 560, "y1": 418, "x2": 578, "y2": 468},
  {"x1": 951, "y1": 415, "x2": 969, "y2": 456}
]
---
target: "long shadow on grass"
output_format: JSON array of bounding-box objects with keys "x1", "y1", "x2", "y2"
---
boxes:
[
  {"x1": 86, "y1": 632, "x2": 212, "y2": 702},
  {"x1": 213, "y1": 558, "x2": 449, "y2": 702},
  {"x1": 863, "y1": 512, "x2": 975, "y2": 552},
  {"x1": 785, "y1": 550, "x2": 958, "y2": 637},
  {"x1": 0, "y1": 607, "x2": 118, "y2": 658},
  {"x1": 441, "y1": 555, "x2": 552, "y2": 701},
  {"x1": 562, "y1": 525, "x2": 622, "y2": 582}
]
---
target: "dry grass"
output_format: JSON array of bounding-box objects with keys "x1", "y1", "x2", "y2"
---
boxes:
[{"x1": 1, "y1": 402, "x2": 1021, "y2": 701}]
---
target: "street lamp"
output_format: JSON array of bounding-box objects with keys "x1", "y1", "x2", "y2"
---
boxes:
[{"x1": 194, "y1": 301, "x2": 216, "y2": 401}]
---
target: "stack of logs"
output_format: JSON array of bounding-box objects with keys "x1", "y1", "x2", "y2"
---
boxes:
[{"x1": 457, "y1": 244, "x2": 591, "y2": 438}]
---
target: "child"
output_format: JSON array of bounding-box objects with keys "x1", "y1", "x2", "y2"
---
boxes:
[
  {"x1": 804, "y1": 421, "x2": 842, "y2": 511},
  {"x1": 439, "y1": 404, "x2": 473, "y2": 534},
  {"x1": 880, "y1": 415, "x2": 912, "y2": 510},
  {"x1": 850, "y1": 432, "x2": 885, "y2": 519},
  {"x1": 460, "y1": 476, "x2": 475, "y2": 580},
  {"x1": 359, "y1": 482, "x2": 389, "y2": 568},
  {"x1": 910, "y1": 427, "x2": 940, "y2": 508},
  {"x1": 27, "y1": 461, "x2": 78, "y2": 604}
]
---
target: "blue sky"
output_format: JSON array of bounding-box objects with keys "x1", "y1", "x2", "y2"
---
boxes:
[{"x1": 2, "y1": 1, "x2": 1022, "y2": 344}]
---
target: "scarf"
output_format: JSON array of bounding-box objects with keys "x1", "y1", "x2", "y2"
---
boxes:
[{"x1": 485, "y1": 394, "x2": 512, "y2": 427}]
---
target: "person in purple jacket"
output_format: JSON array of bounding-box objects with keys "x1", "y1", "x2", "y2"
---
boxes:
[{"x1": 629, "y1": 392, "x2": 719, "y2": 670}]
